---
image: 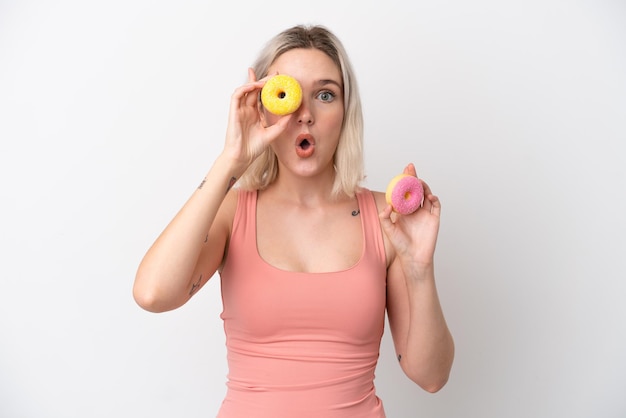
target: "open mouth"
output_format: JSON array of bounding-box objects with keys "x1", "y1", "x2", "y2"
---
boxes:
[
  {"x1": 295, "y1": 134, "x2": 315, "y2": 158},
  {"x1": 299, "y1": 138, "x2": 311, "y2": 150}
]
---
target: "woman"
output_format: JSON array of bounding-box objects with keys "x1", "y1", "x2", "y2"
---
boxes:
[{"x1": 133, "y1": 24, "x2": 454, "y2": 417}]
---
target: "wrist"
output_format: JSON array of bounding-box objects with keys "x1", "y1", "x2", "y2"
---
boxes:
[
  {"x1": 214, "y1": 152, "x2": 248, "y2": 180},
  {"x1": 402, "y1": 259, "x2": 435, "y2": 283}
]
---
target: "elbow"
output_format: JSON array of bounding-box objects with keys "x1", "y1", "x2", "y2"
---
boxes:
[
  {"x1": 419, "y1": 375, "x2": 450, "y2": 393},
  {"x1": 133, "y1": 271, "x2": 180, "y2": 313},
  {"x1": 133, "y1": 284, "x2": 164, "y2": 313},
  {"x1": 404, "y1": 344, "x2": 455, "y2": 393},
  {"x1": 133, "y1": 286, "x2": 182, "y2": 313},
  {"x1": 404, "y1": 365, "x2": 451, "y2": 393}
]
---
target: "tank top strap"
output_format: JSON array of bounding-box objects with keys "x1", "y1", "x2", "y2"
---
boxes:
[
  {"x1": 355, "y1": 188, "x2": 387, "y2": 268},
  {"x1": 231, "y1": 188, "x2": 258, "y2": 252}
]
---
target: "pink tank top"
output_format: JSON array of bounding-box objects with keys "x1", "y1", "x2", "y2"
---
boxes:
[{"x1": 217, "y1": 189, "x2": 387, "y2": 418}]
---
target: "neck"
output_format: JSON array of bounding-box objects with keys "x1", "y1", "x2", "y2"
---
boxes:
[{"x1": 266, "y1": 165, "x2": 341, "y2": 207}]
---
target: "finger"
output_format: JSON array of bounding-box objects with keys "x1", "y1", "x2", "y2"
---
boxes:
[
  {"x1": 403, "y1": 163, "x2": 417, "y2": 177},
  {"x1": 248, "y1": 67, "x2": 257, "y2": 82},
  {"x1": 232, "y1": 81, "x2": 264, "y2": 105},
  {"x1": 258, "y1": 71, "x2": 279, "y2": 84},
  {"x1": 427, "y1": 194, "x2": 441, "y2": 216},
  {"x1": 420, "y1": 179, "x2": 432, "y2": 196},
  {"x1": 262, "y1": 113, "x2": 293, "y2": 141},
  {"x1": 417, "y1": 179, "x2": 439, "y2": 210},
  {"x1": 245, "y1": 69, "x2": 263, "y2": 107},
  {"x1": 379, "y1": 204, "x2": 393, "y2": 220},
  {"x1": 230, "y1": 83, "x2": 265, "y2": 121}
]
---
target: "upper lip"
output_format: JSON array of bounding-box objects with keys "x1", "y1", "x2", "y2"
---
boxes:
[{"x1": 295, "y1": 133, "x2": 315, "y2": 148}]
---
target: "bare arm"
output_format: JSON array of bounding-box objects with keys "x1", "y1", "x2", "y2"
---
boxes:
[
  {"x1": 133, "y1": 156, "x2": 240, "y2": 313},
  {"x1": 133, "y1": 68, "x2": 292, "y2": 313},
  {"x1": 385, "y1": 256, "x2": 454, "y2": 392},
  {"x1": 379, "y1": 165, "x2": 455, "y2": 392}
]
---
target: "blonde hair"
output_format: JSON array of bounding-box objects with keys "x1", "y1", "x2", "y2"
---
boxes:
[{"x1": 237, "y1": 25, "x2": 364, "y2": 198}]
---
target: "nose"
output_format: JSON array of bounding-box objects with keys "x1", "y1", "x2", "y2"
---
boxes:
[{"x1": 297, "y1": 101, "x2": 314, "y2": 125}]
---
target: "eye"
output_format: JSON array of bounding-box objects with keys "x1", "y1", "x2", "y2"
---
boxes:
[{"x1": 317, "y1": 90, "x2": 335, "y2": 103}]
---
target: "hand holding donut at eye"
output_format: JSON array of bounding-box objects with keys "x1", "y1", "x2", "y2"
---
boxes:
[
  {"x1": 261, "y1": 74, "x2": 303, "y2": 115},
  {"x1": 385, "y1": 173, "x2": 424, "y2": 215},
  {"x1": 224, "y1": 69, "x2": 292, "y2": 170}
]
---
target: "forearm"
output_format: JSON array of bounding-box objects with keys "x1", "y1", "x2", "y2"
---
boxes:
[
  {"x1": 402, "y1": 264, "x2": 455, "y2": 392},
  {"x1": 133, "y1": 153, "x2": 244, "y2": 312}
]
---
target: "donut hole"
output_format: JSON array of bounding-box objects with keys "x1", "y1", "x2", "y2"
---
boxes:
[
  {"x1": 404, "y1": 191, "x2": 411, "y2": 201},
  {"x1": 278, "y1": 91, "x2": 286, "y2": 99}
]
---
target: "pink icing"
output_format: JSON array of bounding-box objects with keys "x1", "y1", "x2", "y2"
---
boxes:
[{"x1": 391, "y1": 176, "x2": 424, "y2": 215}]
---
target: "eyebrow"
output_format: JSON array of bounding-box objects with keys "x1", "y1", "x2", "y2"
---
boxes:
[{"x1": 317, "y1": 79, "x2": 343, "y2": 90}]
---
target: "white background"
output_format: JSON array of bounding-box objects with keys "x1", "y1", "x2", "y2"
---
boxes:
[{"x1": 1, "y1": 0, "x2": 625, "y2": 417}]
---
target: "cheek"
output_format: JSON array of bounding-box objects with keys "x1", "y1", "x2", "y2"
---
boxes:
[
  {"x1": 315, "y1": 103, "x2": 344, "y2": 127},
  {"x1": 326, "y1": 111, "x2": 344, "y2": 134}
]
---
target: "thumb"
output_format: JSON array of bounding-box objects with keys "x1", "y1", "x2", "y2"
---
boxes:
[{"x1": 261, "y1": 113, "x2": 293, "y2": 145}]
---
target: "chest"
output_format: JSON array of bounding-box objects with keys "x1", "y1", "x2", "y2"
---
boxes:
[
  {"x1": 219, "y1": 190, "x2": 388, "y2": 343},
  {"x1": 256, "y1": 204, "x2": 364, "y2": 273}
]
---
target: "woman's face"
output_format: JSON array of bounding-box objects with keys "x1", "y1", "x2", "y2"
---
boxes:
[{"x1": 262, "y1": 48, "x2": 344, "y2": 179}]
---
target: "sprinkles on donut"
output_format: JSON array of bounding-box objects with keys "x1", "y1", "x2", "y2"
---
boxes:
[{"x1": 385, "y1": 173, "x2": 424, "y2": 215}]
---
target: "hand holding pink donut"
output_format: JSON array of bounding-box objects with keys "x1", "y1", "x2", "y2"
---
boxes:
[{"x1": 379, "y1": 165, "x2": 442, "y2": 270}]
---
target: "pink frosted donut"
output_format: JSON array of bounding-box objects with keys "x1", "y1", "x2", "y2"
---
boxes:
[{"x1": 385, "y1": 174, "x2": 424, "y2": 215}]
